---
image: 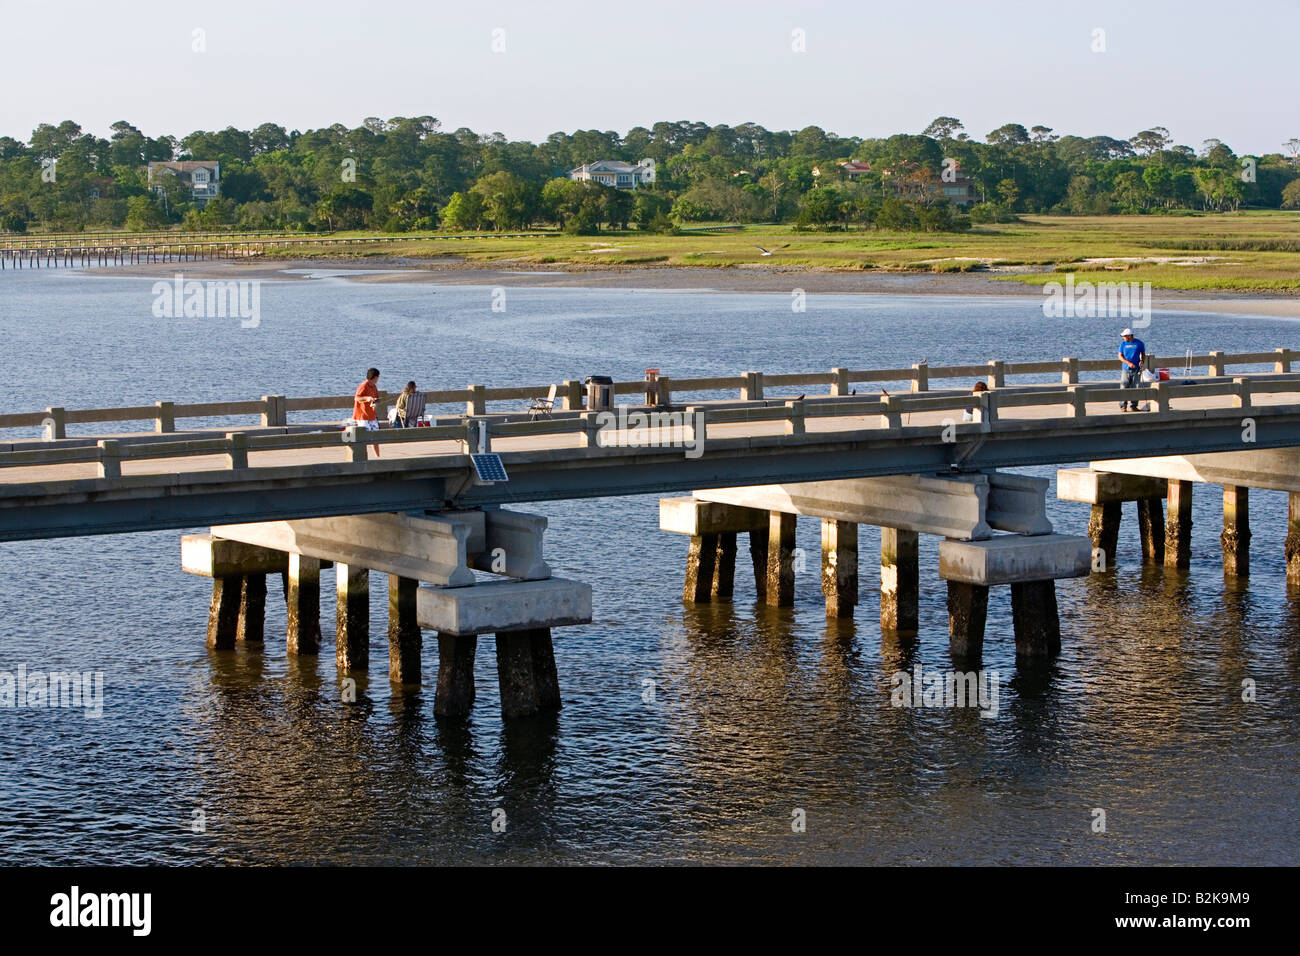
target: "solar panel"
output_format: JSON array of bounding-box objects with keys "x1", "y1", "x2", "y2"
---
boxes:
[{"x1": 471, "y1": 453, "x2": 509, "y2": 483}]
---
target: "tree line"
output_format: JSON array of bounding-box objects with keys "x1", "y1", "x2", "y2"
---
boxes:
[{"x1": 1, "y1": 116, "x2": 1298, "y2": 235}]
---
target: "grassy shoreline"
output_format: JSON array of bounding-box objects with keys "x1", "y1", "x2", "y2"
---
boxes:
[{"x1": 250, "y1": 211, "x2": 1300, "y2": 294}]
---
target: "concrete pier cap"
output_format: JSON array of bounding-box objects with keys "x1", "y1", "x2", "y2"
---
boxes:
[
  {"x1": 417, "y1": 577, "x2": 592, "y2": 636},
  {"x1": 1057, "y1": 468, "x2": 1169, "y2": 504},
  {"x1": 939, "y1": 534, "x2": 1092, "y2": 586}
]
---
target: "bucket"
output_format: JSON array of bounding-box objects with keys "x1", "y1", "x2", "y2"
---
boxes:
[{"x1": 1157, "y1": 369, "x2": 1170, "y2": 381}]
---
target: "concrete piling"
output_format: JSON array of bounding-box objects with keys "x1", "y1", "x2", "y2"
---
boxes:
[
  {"x1": 749, "y1": 531, "x2": 767, "y2": 600},
  {"x1": 683, "y1": 533, "x2": 719, "y2": 604},
  {"x1": 880, "y1": 527, "x2": 918, "y2": 631},
  {"x1": 286, "y1": 554, "x2": 321, "y2": 655},
  {"x1": 712, "y1": 532, "x2": 737, "y2": 602},
  {"x1": 387, "y1": 575, "x2": 422, "y2": 684},
  {"x1": 1165, "y1": 480, "x2": 1194, "y2": 568},
  {"x1": 1087, "y1": 502, "x2": 1121, "y2": 570},
  {"x1": 1287, "y1": 493, "x2": 1300, "y2": 587},
  {"x1": 235, "y1": 573, "x2": 266, "y2": 643},
  {"x1": 821, "y1": 519, "x2": 858, "y2": 618},
  {"x1": 335, "y1": 562, "x2": 369, "y2": 672},
  {"x1": 1011, "y1": 580, "x2": 1061, "y2": 657},
  {"x1": 1221, "y1": 484, "x2": 1250, "y2": 578},
  {"x1": 206, "y1": 576, "x2": 241, "y2": 650},
  {"x1": 766, "y1": 511, "x2": 797, "y2": 607},
  {"x1": 434, "y1": 634, "x2": 477, "y2": 717},
  {"x1": 1136, "y1": 497, "x2": 1166, "y2": 565},
  {"x1": 947, "y1": 581, "x2": 989, "y2": 659},
  {"x1": 496, "y1": 628, "x2": 561, "y2": 717}
]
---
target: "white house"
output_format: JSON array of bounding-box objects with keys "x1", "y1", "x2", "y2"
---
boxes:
[
  {"x1": 568, "y1": 159, "x2": 656, "y2": 189},
  {"x1": 148, "y1": 161, "x2": 222, "y2": 207}
]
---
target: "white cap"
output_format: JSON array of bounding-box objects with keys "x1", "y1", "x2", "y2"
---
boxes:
[{"x1": 1121, "y1": 328, "x2": 1133, "y2": 336}]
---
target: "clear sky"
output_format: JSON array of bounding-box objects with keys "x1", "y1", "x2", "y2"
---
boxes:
[{"x1": 3, "y1": 0, "x2": 1295, "y2": 154}]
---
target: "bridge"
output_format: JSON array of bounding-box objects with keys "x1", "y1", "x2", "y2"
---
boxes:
[{"x1": 3, "y1": 348, "x2": 1297, "y2": 718}]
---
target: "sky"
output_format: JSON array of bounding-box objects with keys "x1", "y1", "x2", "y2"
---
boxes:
[{"x1": 2, "y1": 0, "x2": 1296, "y2": 155}]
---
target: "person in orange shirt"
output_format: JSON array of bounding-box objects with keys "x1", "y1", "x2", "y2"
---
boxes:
[{"x1": 351, "y1": 367, "x2": 381, "y2": 457}]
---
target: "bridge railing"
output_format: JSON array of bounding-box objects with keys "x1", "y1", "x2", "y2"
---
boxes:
[
  {"x1": 3, "y1": 370, "x2": 1300, "y2": 480},
  {"x1": 1, "y1": 348, "x2": 1294, "y2": 440}
]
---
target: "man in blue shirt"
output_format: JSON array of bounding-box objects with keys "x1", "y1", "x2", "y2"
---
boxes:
[{"x1": 1117, "y1": 328, "x2": 1146, "y2": 410}]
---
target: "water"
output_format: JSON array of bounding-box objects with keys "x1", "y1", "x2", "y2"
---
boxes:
[{"x1": 0, "y1": 269, "x2": 1297, "y2": 865}]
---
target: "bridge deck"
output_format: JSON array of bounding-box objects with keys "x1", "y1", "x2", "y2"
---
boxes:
[{"x1": 0, "y1": 389, "x2": 1282, "y2": 486}]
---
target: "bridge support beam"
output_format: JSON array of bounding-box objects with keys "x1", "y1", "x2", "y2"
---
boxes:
[
  {"x1": 1221, "y1": 485, "x2": 1250, "y2": 578},
  {"x1": 1165, "y1": 480, "x2": 1194, "y2": 569},
  {"x1": 286, "y1": 554, "x2": 321, "y2": 655},
  {"x1": 880, "y1": 527, "x2": 917, "y2": 632},
  {"x1": 335, "y1": 563, "x2": 369, "y2": 673},
  {"x1": 821, "y1": 519, "x2": 857, "y2": 618},
  {"x1": 387, "y1": 575, "x2": 422, "y2": 684},
  {"x1": 434, "y1": 634, "x2": 477, "y2": 717},
  {"x1": 766, "y1": 511, "x2": 797, "y2": 607}
]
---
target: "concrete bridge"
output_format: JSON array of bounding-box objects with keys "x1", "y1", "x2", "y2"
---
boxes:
[{"x1": 2, "y1": 347, "x2": 1297, "y2": 719}]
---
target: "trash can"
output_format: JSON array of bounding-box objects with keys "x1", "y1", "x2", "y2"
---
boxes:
[
  {"x1": 644, "y1": 368, "x2": 661, "y2": 406},
  {"x1": 585, "y1": 375, "x2": 614, "y2": 411}
]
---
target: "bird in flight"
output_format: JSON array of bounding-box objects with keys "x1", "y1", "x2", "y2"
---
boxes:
[{"x1": 754, "y1": 244, "x2": 790, "y2": 256}]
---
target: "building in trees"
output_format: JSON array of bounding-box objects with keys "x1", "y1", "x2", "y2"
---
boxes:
[
  {"x1": 568, "y1": 159, "x2": 656, "y2": 189},
  {"x1": 880, "y1": 160, "x2": 977, "y2": 206},
  {"x1": 147, "y1": 161, "x2": 221, "y2": 207}
]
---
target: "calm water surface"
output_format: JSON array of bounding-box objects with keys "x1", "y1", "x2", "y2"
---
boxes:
[{"x1": 0, "y1": 269, "x2": 1297, "y2": 864}]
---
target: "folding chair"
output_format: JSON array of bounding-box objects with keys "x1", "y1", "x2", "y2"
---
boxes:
[
  {"x1": 527, "y1": 384, "x2": 558, "y2": 420},
  {"x1": 405, "y1": 389, "x2": 427, "y2": 425}
]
